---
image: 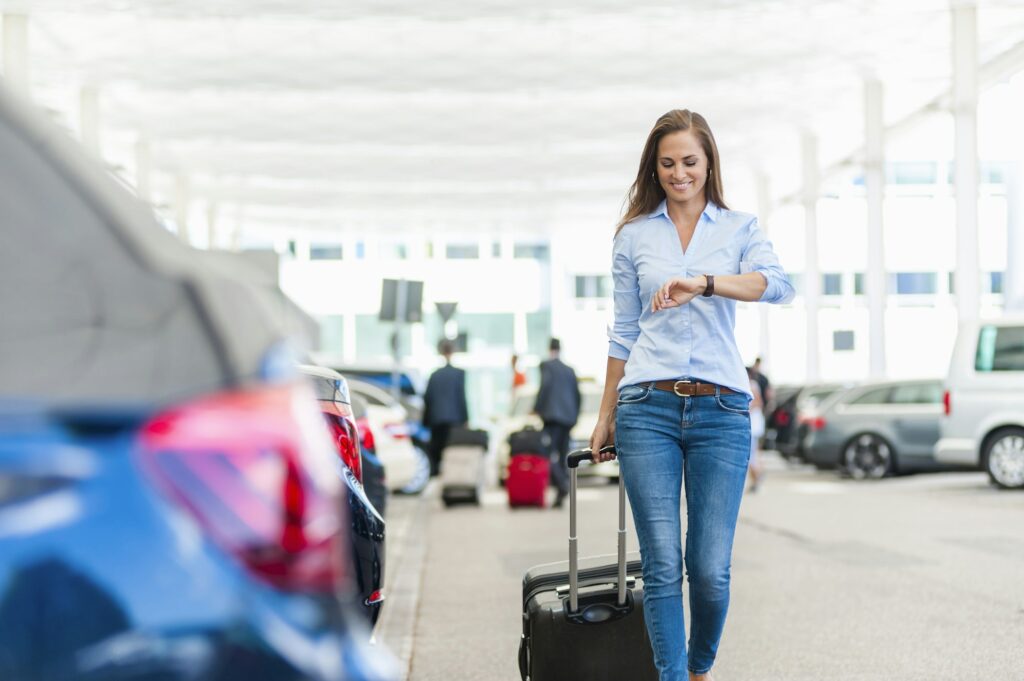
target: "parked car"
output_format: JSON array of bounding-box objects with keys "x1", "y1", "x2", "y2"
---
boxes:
[
  {"x1": 299, "y1": 366, "x2": 387, "y2": 626},
  {"x1": 313, "y1": 358, "x2": 431, "y2": 449},
  {"x1": 346, "y1": 377, "x2": 431, "y2": 495},
  {"x1": 764, "y1": 384, "x2": 802, "y2": 456},
  {"x1": 352, "y1": 393, "x2": 390, "y2": 518},
  {"x1": 801, "y1": 378, "x2": 961, "y2": 478},
  {"x1": 935, "y1": 316, "x2": 1024, "y2": 489},
  {"x1": 0, "y1": 85, "x2": 396, "y2": 680},
  {"x1": 787, "y1": 383, "x2": 852, "y2": 461},
  {"x1": 498, "y1": 382, "x2": 616, "y2": 483}
]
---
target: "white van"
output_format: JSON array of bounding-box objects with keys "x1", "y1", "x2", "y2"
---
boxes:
[{"x1": 934, "y1": 316, "x2": 1024, "y2": 489}]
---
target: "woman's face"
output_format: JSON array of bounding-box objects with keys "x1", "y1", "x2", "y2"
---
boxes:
[{"x1": 655, "y1": 129, "x2": 708, "y2": 205}]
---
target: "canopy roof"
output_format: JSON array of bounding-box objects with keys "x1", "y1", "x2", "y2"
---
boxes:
[{"x1": 4, "y1": 0, "x2": 1024, "y2": 233}]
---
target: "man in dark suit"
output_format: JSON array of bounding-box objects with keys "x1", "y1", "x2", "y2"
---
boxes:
[
  {"x1": 534, "y1": 338, "x2": 581, "y2": 507},
  {"x1": 423, "y1": 340, "x2": 469, "y2": 477}
]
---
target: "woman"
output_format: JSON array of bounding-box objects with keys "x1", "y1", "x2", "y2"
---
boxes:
[{"x1": 589, "y1": 109, "x2": 794, "y2": 681}]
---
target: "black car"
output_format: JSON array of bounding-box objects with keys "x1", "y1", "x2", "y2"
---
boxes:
[{"x1": 299, "y1": 365, "x2": 387, "y2": 627}]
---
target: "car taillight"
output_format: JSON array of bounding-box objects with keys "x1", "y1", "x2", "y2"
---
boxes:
[
  {"x1": 356, "y1": 416, "x2": 376, "y2": 453},
  {"x1": 137, "y1": 382, "x2": 348, "y2": 594},
  {"x1": 943, "y1": 390, "x2": 951, "y2": 416},
  {"x1": 325, "y1": 411, "x2": 362, "y2": 483},
  {"x1": 383, "y1": 422, "x2": 409, "y2": 439},
  {"x1": 809, "y1": 416, "x2": 827, "y2": 431},
  {"x1": 776, "y1": 411, "x2": 791, "y2": 427}
]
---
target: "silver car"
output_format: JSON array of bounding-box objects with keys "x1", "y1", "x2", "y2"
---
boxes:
[{"x1": 802, "y1": 379, "x2": 958, "y2": 479}]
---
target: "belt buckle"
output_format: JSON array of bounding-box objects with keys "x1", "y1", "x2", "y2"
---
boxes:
[{"x1": 673, "y1": 379, "x2": 692, "y2": 397}]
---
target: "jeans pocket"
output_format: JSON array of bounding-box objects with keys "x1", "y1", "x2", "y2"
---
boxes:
[
  {"x1": 617, "y1": 383, "x2": 652, "y2": 405},
  {"x1": 715, "y1": 392, "x2": 751, "y2": 414}
]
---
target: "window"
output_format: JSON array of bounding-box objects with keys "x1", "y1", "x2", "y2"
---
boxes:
[
  {"x1": 975, "y1": 325, "x2": 1024, "y2": 372},
  {"x1": 379, "y1": 242, "x2": 408, "y2": 260},
  {"x1": 787, "y1": 273, "x2": 803, "y2": 295},
  {"x1": 890, "y1": 272, "x2": 937, "y2": 295},
  {"x1": 833, "y1": 330, "x2": 855, "y2": 351},
  {"x1": 822, "y1": 273, "x2": 842, "y2": 296},
  {"x1": 355, "y1": 241, "x2": 365, "y2": 259},
  {"x1": 854, "y1": 273, "x2": 865, "y2": 296},
  {"x1": 988, "y1": 272, "x2": 1004, "y2": 295},
  {"x1": 514, "y1": 243, "x2": 550, "y2": 260},
  {"x1": 850, "y1": 387, "x2": 891, "y2": 405},
  {"x1": 446, "y1": 243, "x2": 479, "y2": 259},
  {"x1": 318, "y1": 315, "x2": 344, "y2": 354},
  {"x1": 310, "y1": 243, "x2": 343, "y2": 260},
  {"x1": 491, "y1": 241, "x2": 501, "y2": 258},
  {"x1": 889, "y1": 382, "x2": 943, "y2": 405},
  {"x1": 887, "y1": 161, "x2": 937, "y2": 185},
  {"x1": 575, "y1": 275, "x2": 611, "y2": 299},
  {"x1": 981, "y1": 162, "x2": 1007, "y2": 185}
]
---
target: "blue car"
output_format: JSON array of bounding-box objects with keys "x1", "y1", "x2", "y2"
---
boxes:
[{"x1": 0, "y1": 85, "x2": 396, "y2": 681}]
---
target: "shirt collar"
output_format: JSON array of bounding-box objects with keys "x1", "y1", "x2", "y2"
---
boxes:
[{"x1": 649, "y1": 199, "x2": 720, "y2": 223}]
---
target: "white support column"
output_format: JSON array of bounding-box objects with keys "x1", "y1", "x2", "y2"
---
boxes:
[
  {"x1": 755, "y1": 172, "x2": 772, "y2": 370},
  {"x1": 802, "y1": 132, "x2": 821, "y2": 382},
  {"x1": 79, "y1": 85, "x2": 101, "y2": 157},
  {"x1": 206, "y1": 202, "x2": 219, "y2": 250},
  {"x1": 2, "y1": 14, "x2": 29, "y2": 98},
  {"x1": 864, "y1": 78, "x2": 887, "y2": 379},
  {"x1": 175, "y1": 174, "x2": 191, "y2": 245},
  {"x1": 1006, "y1": 162, "x2": 1024, "y2": 312},
  {"x1": 135, "y1": 137, "x2": 151, "y2": 201},
  {"x1": 952, "y1": 2, "x2": 980, "y2": 322}
]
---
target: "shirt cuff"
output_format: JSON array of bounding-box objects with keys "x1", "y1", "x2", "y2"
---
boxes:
[{"x1": 608, "y1": 341, "x2": 631, "y2": 360}]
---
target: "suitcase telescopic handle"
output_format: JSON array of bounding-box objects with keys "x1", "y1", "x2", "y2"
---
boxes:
[{"x1": 567, "y1": 446, "x2": 627, "y2": 613}]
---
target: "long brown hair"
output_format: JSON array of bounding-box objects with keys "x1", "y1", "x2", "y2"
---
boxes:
[{"x1": 616, "y1": 109, "x2": 728, "y2": 234}]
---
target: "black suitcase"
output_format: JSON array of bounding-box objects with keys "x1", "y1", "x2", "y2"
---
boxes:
[
  {"x1": 509, "y1": 426, "x2": 551, "y2": 456},
  {"x1": 518, "y1": 447, "x2": 659, "y2": 681}
]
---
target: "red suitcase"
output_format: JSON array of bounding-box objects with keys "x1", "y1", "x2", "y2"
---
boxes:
[{"x1": 507, "y1": 454, "x2": 549, "y2": 508}]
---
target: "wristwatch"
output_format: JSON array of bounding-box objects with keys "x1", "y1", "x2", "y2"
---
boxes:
[{"x1": 702, "y1": 274, "x2": 715, "y2": 297}]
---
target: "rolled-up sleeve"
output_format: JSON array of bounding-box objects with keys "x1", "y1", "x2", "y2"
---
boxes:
[
  {"x1": 608, "y1": 229, "x2": 642, "y2": 359},
  {"x1": 739, "y1": 218, "x2": 795, "y2": 304}
]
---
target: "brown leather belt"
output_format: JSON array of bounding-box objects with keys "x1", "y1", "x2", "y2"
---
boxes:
[{"x1": 650, "y1": 380, "x2": 736, "y2": 397}]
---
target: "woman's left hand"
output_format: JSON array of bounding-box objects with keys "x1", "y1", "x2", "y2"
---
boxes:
[{"x1": 652, "y1": 276, "x2": 705, "y2": 312}]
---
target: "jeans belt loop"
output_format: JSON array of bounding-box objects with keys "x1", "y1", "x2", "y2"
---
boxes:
[{"x1": 673, "y1": 379, "x2": 692, "y2": 397}]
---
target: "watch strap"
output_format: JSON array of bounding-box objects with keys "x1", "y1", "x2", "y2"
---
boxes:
[{"x1": 702, "y1": 274, "x2": 715, "y2": 297}]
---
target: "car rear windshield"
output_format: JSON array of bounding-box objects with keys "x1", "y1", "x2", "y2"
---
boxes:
[{"x1": 975, "y1": 325, "x2": 1024, "y2": 372}]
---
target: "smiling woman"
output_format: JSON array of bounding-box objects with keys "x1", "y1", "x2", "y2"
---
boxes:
[{"x1": 588, "y1": 109, "x2": 795, "y2": 681}]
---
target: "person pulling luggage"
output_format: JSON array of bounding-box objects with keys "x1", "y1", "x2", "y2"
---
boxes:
[
  {"x1": 422, "y1": 340, "x2": 468, "y2": 477},
  {"x1": 534, "y1": 337, "x2": 581, "y2": 508},
  {"x1": 589, "y1": 109, "x2": 794, "y2": 681}
]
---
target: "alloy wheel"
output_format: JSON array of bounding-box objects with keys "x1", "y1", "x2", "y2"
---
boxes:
[
  {"x1": 986, "y1": 430, "x2": 1024, "y2": 489},
  {"x1": 843, "y1": 433, "x2": 892, "y2": 480}
]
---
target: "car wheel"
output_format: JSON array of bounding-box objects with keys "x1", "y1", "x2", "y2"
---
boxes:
[
  {"x1": 398, "y1": 446, "x2": 431, "y2": 495},
  {"x1": 842, "y1": 433, "x2": 895, "y2": 480},
  {"x1": 982, "y1": 428, "x2": 1024, "y2": 490}
]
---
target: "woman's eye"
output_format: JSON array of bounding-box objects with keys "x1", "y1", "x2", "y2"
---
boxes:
[{"x1": 685, "y1": 162, "x2": 697, "y2": 167}]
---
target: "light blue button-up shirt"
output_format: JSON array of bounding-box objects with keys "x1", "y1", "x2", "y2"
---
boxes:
[{"x1": 608, "y1": 200, "x2": 794, "y2": 396}]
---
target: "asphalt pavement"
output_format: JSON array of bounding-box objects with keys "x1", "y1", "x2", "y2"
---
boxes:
[{"x1": 376, "y1": 453, "x2": 1024, "y2": 681}]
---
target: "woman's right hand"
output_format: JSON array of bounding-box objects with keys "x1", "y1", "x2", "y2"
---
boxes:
[{"x1": 589, "y1": 413, "x2": 616, "y2": 462}]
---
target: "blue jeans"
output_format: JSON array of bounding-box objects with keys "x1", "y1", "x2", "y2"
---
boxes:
[{"x1": 616, "y1": 381, "x2": 751, "y2": 679}]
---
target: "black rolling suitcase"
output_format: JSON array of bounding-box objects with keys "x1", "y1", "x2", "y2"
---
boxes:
[{"x1": 518, "y1": 447, "x2": 659, "y2": 681}]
